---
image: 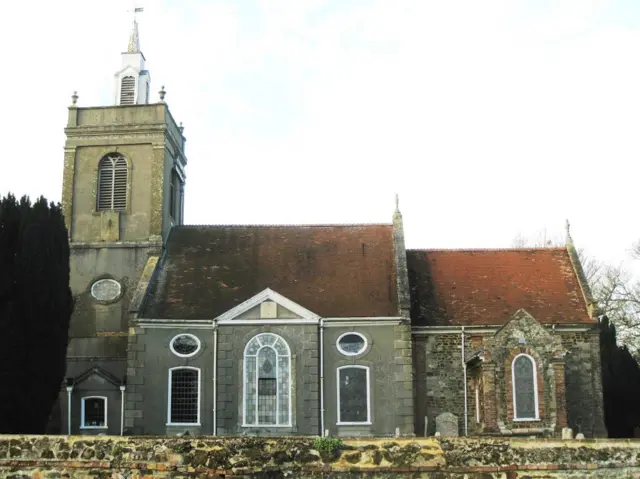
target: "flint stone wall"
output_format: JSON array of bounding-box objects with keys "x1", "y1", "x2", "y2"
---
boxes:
[{"x1": 1, "y1": 435, "x2": 640, "y2": 478}]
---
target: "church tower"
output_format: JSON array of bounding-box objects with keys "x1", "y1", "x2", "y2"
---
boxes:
[{"x1": 56, "y1": 10, "x2": 187, "y2": 435}]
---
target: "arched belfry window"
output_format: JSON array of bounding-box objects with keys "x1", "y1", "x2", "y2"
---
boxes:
[
  {"x1": 243, "y1": 333, "x2": 291, "y2": 427},
  {"x1": 120, "y1": 76, "x2": 136, "y2": 105},
  {"x1": 97, "y1": 154, "x2": 128, "y2": 211},
  {"x1": 512, "y1": 354, "x2": 539, "y2": 420}
]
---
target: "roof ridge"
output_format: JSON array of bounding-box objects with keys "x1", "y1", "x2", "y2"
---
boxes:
[
  {"x1": 407, "y1": 247, "x2": 568, "y2": 253},
  {"x1": 178, "y1": 223, "x2": 393, "y2": 228}
]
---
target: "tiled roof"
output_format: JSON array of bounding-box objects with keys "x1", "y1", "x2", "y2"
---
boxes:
[
  {"x1": 407, "y1": 248, "x2": 593, "y2": 326},
  {"x1": 141, "y1": 224, "x2": 398, "y2": 319}
]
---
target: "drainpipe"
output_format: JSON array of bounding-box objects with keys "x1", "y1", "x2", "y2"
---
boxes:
[
  {"x1": 213, "y1": 320, "x2": 218, "y2": 436},
  {"x1": 65, "y1": 379, "x2": 74, "y2": 435},
  {"x1": 319, "y1": 318, "x2": 325, "y2": 436},
  {"x1": 462, "y1": 326, "x2": 468, "y2": 436},
  {"x1": 119, "y1": 382, "x2": 126, "y2": 436}
]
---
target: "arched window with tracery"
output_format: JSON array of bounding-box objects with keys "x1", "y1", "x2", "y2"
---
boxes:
[
  {"x1": 243, "y1": 333, "x2": 291, "y2": 426},
  {"x1": 512, "y1": 353, "x2": 539, "y2": 420},
  {"x1": 97, "y1": 154, "x2": 128, "y2": 211}
]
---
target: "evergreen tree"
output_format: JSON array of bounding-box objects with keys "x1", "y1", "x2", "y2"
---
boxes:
[
  {"x1": 600, "y1": 315, "x2": 640, "y2": 437},
  {"x1": 0, "y1": 194, "x2": 73, "y2": 433}
]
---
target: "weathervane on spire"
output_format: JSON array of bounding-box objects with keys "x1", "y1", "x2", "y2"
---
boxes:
[{"x1": 127, "y1": 4, "x2": 144, "y2": 53}]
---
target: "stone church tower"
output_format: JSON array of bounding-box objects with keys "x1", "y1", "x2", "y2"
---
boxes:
[{"x1": 57, "y1": 14, "x2": 187, "y2": 434}]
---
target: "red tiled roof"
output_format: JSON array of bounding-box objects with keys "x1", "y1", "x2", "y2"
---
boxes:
[
  {"x1": 141, "y1": 225, "x2": 398, "y2": 319},
  {"x1": 407, "y1": 248, "x2": 593, "y2": 326}
]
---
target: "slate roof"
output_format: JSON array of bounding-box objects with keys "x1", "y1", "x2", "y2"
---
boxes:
[
  {"x1": 407, "y1": 248, "x2": 593, "y2": 326},
  {"x1": 141, "y1": 224, "x2": 399, "y2": 319}
]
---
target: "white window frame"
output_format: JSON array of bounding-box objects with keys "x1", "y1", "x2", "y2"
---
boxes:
[
  {"x1": 511, "y1": 353, "x2": 540, "y2": 421},
  {"x1": 169, "y1": 333, "x2": 201, "y2": 358},
  {"x1": 119, "y1": 75, "x2": 138, "y2": 105},
  {"x1": 80, "y1": 396, "x2": 108, "y2": 429},
  {"x1": 167, "y1": 366, "x2": 201, "y2": 426},
  {"x1": 336, "y1": 365, "x2": 371, "y2": 425},
  {"x1": 242, "y1": 333, "x2": 292, "y2": 427},
  {"x1": 336, "y1": 332, "x2": 368, "y2": 356}
]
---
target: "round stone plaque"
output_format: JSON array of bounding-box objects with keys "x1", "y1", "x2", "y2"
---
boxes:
[{"x1": 90, "y1": 278, "x2": 122, "y2": 302}]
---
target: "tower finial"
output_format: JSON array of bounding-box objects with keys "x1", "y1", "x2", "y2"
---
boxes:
[
  {"x1": 565, "y1": 219, "x2": 573, "y2": 245},
  {"x1": 127, "y1": 7, "x2": 144, "y2": 53},
  {"x1": 395, "y1": 193, "x2": 400, "y2": 213}
]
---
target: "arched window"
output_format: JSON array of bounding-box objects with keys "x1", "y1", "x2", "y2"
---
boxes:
[
  {"x1": 97, "y1": 154, "x2": 128, "y2": 211},
  {"x1": 512, "y1": 354, "x2": 539, "y2": 420},
  {"x1": 120, "y1": 76, "x2": 136, "y2": 105},
  {"x1": 167, "y1": 367, "x2": 200, "y2": 425},
  {"x1": 243, "y1": 333, "x2": 291, "y2": 426},
  {"x1": 81, "y1": 396, "x2": 107, "y2": 429}
]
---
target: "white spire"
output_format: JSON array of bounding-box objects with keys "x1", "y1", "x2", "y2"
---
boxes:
[{"x1": 114, "y1": 6, "x2": 150, "y2": 105}]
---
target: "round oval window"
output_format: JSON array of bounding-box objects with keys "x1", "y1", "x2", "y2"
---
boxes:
[
  {"x1": 90, "y1": 279, "x2": 121, "y2": 302},
  {"x1": 337, "y1": 333, "x2": 367, "y2": 356},
  {"x1": 170, "y1": 334, "x2": 201, "y2": 357}
]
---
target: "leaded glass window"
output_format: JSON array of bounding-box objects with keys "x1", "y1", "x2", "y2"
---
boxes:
[
  {"x1": 243, "y1": 333, "x2": 291, "y2": 426},
  {"x1": 168, "y1": 367, "x2": 200, "y2": 424},
  {"x1": 81, "y1": 397, "x2": 107, "y2": 428},
  {"x1": 337, "y1": 366, "x2": 370, "y2": 424},
  {"x1": 512, "y1": 354, "x2": 538, "y2": 420}
]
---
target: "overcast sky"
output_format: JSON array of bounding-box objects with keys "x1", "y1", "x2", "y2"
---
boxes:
[{"x1": 1, "y1": 0, "x2": 638, "y2": 268}]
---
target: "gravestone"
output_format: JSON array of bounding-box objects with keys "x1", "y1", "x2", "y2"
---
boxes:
[
  {"x1": 561, "y1": 427, "x2": 573, "y2": 440},
  {"x1": 435, "y1": 412, "x2": 459, "y2": 437}
]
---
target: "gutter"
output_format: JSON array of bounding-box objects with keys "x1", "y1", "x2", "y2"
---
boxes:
[
  {"x1": 320, "y1": 318, "x2": 326, "y2": 436},
  {"x1": 212, "y1": 319, "x2": 218, "y2": 436},
  {"x1": 462, "y1": 326, "x2": 468, "y2": 436}
]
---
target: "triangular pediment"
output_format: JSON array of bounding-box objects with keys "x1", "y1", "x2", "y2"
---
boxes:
[
  {"x1": 215, "y1": 288, "x2": 320, "y2": 322},
  {"x1": 114, "y1": 65, "x2": 140, "y2": 77},
  {"x1": 492, "y1": 309, "x2": 563, "y2": 352},
  {"x1": 72, "y1": 366, "x2": 122, "y2": 387}
]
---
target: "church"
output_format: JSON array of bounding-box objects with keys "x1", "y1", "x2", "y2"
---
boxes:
[{"x1": 55, "y1": 16, "x2": 607, "y2": 439}]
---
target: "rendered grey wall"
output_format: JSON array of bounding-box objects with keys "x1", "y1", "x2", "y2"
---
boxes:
[
  {"x1": 127, "y1": 326, "x2": 214, "y2": 435},
  {"x1": 323, "y1": 324, "x2": 409, "y2": 437},
  {"x1": 216, "y1": 324, "x2": 319, "y2": 436}
]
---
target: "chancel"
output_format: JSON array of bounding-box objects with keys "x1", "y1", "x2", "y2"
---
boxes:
[{"x1": 52, "y1": 9, "x2": 607, "y2": 439}]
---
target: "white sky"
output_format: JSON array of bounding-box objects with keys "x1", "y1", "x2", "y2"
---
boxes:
[{"x1": 1, "y1": 0, "x2": 639, "y2": 269}]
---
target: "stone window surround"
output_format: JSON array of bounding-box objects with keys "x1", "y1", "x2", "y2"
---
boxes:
[
  {"x1": 511, "y1": 353, "x2": 540, "y2": 421},
  {"x1": 80, "y1": 396, "x2": 108, "y2": 429},
  {"x1": 336, "y1": 365, "x2": 372, "y2": 426},
  {"x1": 336, "y1": 332, "x2": 368, "y2": 356},
  {"x1": 241, "y1": 333, "x2": 293, "y2": 428},
  {"x1": 169, "y1": 333, "x2": 201, "y2": 358},
  {"x1": 167, "y1": 366, "x2": 201, "y2": 426},
  {"x1": 92, "y1": 150, "x2": 133, "y2": 216},
  {"x1": 504, "y1": 348, "x2": 544, "y2": 424}
]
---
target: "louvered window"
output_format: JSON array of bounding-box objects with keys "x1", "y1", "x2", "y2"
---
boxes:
[
  {"x1": 120, "y1": 76, "x2": 136, "y2": 105},
  {"x1": 97, "y1": 154, "x2": 128, "y2": 211}
]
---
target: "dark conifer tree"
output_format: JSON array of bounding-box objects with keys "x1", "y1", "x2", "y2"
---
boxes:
[
  {"x1": 600, "y1": 315, "x2": 640, "y2": 437},
  {"x1": 0, "y1": 194, "x2": 73, "y2": 433}
]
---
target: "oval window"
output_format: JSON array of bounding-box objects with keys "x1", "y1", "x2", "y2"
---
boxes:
[
  {"x1": 337, "y1": 333, "x2": 367, "y2": 356},
  {"x1": 90, "y1": 279, "x2": 121, "y2": 302},
  {"x1": 170, "y1": 334, "x2": 201, "y2": 357}
]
